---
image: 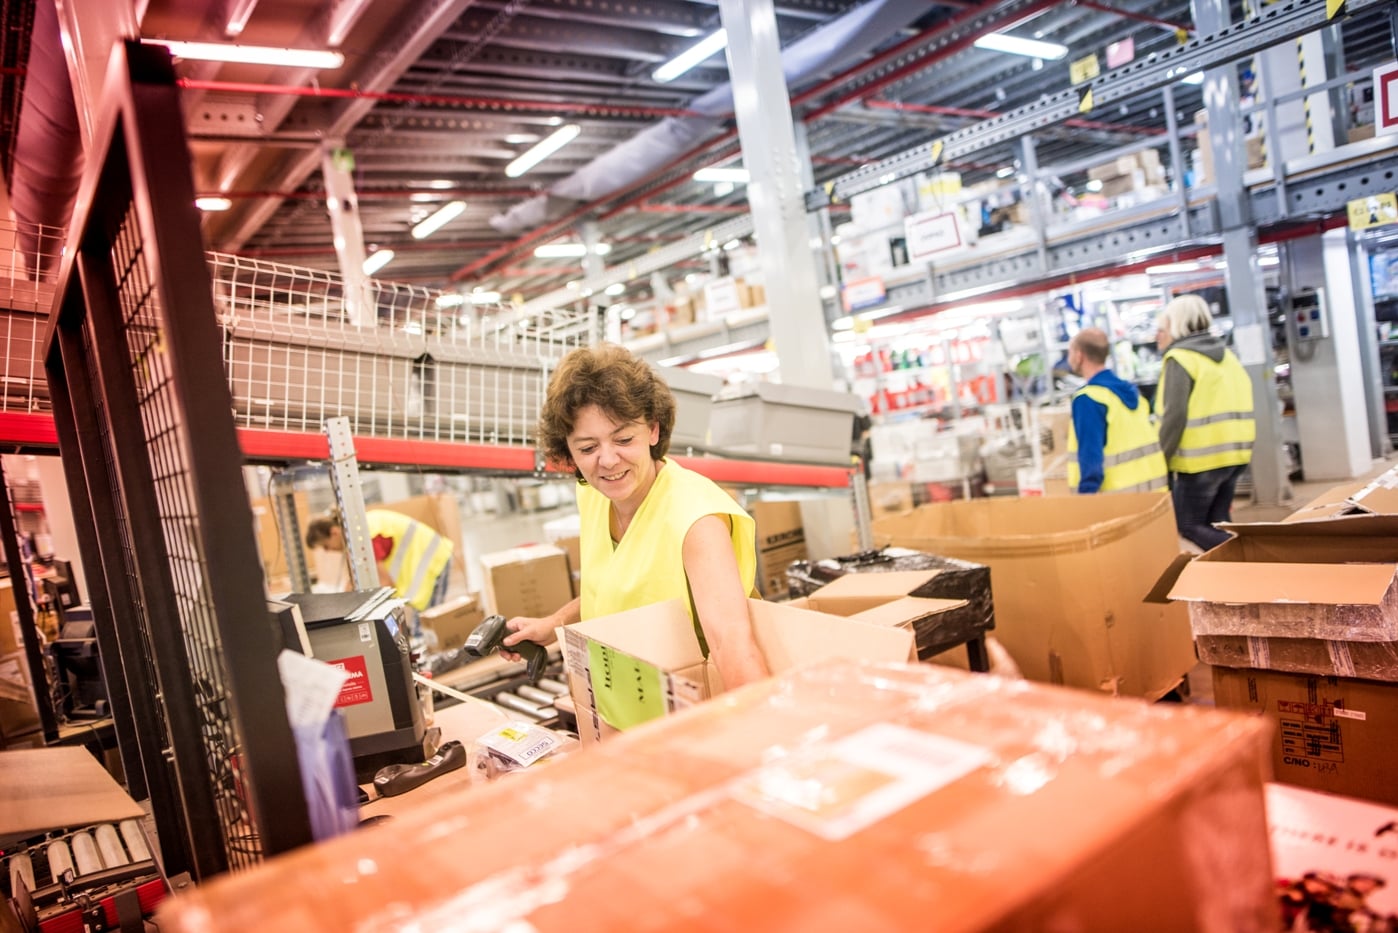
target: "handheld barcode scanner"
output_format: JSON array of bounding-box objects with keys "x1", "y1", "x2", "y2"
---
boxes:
[{"x1": 465, "y1": 614, "x2": 548, "y2": 685}]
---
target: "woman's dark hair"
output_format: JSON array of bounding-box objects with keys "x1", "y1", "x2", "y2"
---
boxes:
[
  {"x1": 538, "y1": 343, "x2": 676, "y2": 476},
  {"x1": 304, "y1": 514, "x2": 338, "y2": 549}
]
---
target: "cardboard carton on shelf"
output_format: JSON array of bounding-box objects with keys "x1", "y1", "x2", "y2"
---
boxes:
[
  {"x1": 155, "y1": 659, "x2": 1280, "y2": 933},
  {"x1": 479, "y1": 543, "x2": 573, "y2": 620},
  {"x1": 750, "y1": 499, "x2": 808, "y2": 598},
  {"x1": 872, "y1": 493, "x2": 1193, "y2": 699},
  {"x1": 419, "y1": 594, "x2": 486, "y2": 652},
  {"x1": 562, "y1": 597, "x2": 914, "y2": 744},
  {"x1": 1213, "y1": 666, "x2": 1398, "y2": 807}
]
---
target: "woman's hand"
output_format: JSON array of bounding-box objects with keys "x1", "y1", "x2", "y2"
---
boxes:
[{"x1": 498, "y1": 598, "x2": 579, "y2": 661}]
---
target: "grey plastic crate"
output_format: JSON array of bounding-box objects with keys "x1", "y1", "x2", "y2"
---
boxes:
[
  {"x1": 708, "y1": 382, "x2": 865, "y2": 463},
  {"x1": 654, "y1": 364, "x2": 722, "y2": 450}
]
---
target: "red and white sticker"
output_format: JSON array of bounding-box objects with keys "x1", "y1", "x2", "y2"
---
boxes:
[
  {"x1": 328, "y1": 656, "x2": 374, "y2": 708},
  {"x1": 1377, "y1": 62, "x2": 1398, "y2": 137}
]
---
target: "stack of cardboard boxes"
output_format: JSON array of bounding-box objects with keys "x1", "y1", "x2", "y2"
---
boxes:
[
  {"x1": 1087, "y1": 149, "x2": 1167, "y2": 201},
  {"x1": 1165, "y1": 468, "x2": 1398, "y2": 806}
]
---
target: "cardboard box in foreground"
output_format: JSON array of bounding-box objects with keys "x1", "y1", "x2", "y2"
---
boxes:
[
  {"x1": 1213, "y1": 666, "x2": 1398, "y2": 807},
  {"x1": 155, "y1": 660, "x2": 1279, "y2": 933},
  {"x1": 872, "y1": 493, "x2": 1193, "y2": 698},
  {"x1": 562, "y1": 597, "x2": 914, "y2": 743}
]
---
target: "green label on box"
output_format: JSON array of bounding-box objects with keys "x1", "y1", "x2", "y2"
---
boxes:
[{"x1": 587, "y1": 641, "x2": 665, "y2": 731}]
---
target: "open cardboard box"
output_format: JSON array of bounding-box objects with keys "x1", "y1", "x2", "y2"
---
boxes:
[
  {"x1": 1283, "y1": 465, "x2": 1398, "y2": 523},
  {"x1": 786, "y1": 569, "x2": 969, "y2": 662},
  {"x1": 562, "y1": 597, "x2": 915, "y2": 743},
  {"x1": 1163, "y1": 515, "x2": 1398, "y2": 681}
]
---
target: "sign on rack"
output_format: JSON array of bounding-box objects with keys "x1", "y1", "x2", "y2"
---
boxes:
[
  {"x1": 904, "y1": 210, "x2": 964, "y2": 263},
  {"x1": 1377, "y1": 62, "x2": 1398, "y2": 137}
]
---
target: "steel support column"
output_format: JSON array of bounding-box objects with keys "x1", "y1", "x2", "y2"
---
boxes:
[
  {"x1": 719, "y1": 0, "x2": 837, "y2": 389},
  {"x1": 1195, "y1": 0, "x2": 1290, "y2": 507}
]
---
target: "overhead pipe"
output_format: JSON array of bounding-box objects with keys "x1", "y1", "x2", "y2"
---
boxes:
[
  {"x1": 9, "y1": 0, "x2": 82, "y2": 279},
  {"x1": 462, "y1": 0, "x2": 1060, "y2": 281},
  {"x1": 486, "y1": 0, "x2": 939, "y2": 238},
  {"x1": 206, "y1": 187, "x2": 537, "y2": 201},
  {"x1": 865, "y1": 97, "x2": 1166, "y2": 136},
  {"x1": 175, "y1": 78, "x2": 704, "y2": 120}
]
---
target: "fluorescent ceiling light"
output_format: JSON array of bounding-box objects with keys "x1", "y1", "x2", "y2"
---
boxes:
[
  {"x1": 411, "y1": 199, "x2": 467, "y2": 239},
  {"x1": 470, "y1": 290, "x2": 502, "y2": 303},
  {"x1": 504, "y1": 133, "x2": 539, "y2": 144},
  {"x1": 604, "y1": 282, "x2": 626, "y2": 296},
  {"x1": 195, "y1": 196, "x2": 232, "y2": 212},
  {"x1": 654, "y1": 29, "x2": 727, "y2": 83},
  {"x1": 1146, "y1": 261, "x2": 1202, "y2": 274},
  {"x1": 505, "y1": 124, "x2": 580, "y2": 178},
  {"x1": 973, "y1": 33, "x2": 1068, "y2": 61},
  {"x1": 435, "y1": 294, "x2": 466, "y2": 308},
  {"x1": 996, "y1": 166, "x2": 1016, "y2": 179},
  {"x1": 223, "y1": 0, "x2": 259, "y2": 37},
  {"x1": 693, "y1": 167, "x2": 749, "y2": 184},
  {"x1": 363, "y1": 249, "x2": 395, "y2": 276},
  {"x1": 1180, "y1": 72, "x2": 1205, "y2": 85},
  {"x1": 146, "y1": 40, "x2": 344, "y2": 70},
  {"x1": 534, "y1": 242, "x2": 611, "y2": 258}
]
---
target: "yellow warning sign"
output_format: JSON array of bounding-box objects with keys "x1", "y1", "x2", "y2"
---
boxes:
[
  {"x1": 1175, "y1": 28, "x2": 1189, "y2": 44},
  {"x1": 1348, "y1": 193, "x2": 1398, "y2": 230},
  {"x1": 929, "y1": 140, "x2": 944, "y2": 165},
  {"x1": 1070, "y1": 54, "x2": 1100, "y2": 85},
  {"x1": 1078, "y1": 88, "x2": 1094, "y2": 114},
  {"x1": 1326, "y1": 0, "x2": 1345, "y2": 19}
]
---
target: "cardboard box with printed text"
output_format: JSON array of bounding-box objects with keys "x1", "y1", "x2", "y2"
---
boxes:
[{"x1": 479, "y1": 544, "x2": 573, "y2": 620}]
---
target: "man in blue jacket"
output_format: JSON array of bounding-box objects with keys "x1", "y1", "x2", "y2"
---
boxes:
[{"x1": 1067, "y1": 328, "x2": 1168, "y2": 494}]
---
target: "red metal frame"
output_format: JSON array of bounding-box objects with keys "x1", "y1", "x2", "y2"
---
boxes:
[{"x1": 3, "y1": 418, "x2": 852, "y2": 488}]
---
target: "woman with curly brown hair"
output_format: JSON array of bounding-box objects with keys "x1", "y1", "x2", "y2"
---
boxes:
[{"x1": 501, "y1": 343, "x2": 769, "y2": 690}]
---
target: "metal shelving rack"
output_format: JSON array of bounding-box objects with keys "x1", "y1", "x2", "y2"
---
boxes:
[{"x1": 41, "y1": 42, "x2": 313, "y2": 880}]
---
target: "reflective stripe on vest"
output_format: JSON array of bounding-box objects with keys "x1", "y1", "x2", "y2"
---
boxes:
[
  {"x1": 373, "y1": 512, "x2": 452, "y2": 610},
  {"x1": 1158, "y1": 347, "x2": 1255, "y2": 473},
  {"x1": 1067, "y1": 383, "x2": 1169, "y2": 493}
]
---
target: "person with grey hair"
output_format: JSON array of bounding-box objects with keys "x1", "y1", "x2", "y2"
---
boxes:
[{"x1": 1154, "y1": 294, "x2": 1256, "y2": 550}]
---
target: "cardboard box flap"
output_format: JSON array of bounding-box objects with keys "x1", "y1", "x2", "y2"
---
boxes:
[
  {"x1": 749, "y1": 600, "x2": 914, "y2": 671},
  {"x1": 1217, "y1": 513, "x2": 1398, "y2": 539},
  {"x1": 569, "y1": 599, "x2": 705, "y2": 670},
  {"x1": 807, "y1": 570, "x2": 941, "y2": 599},
  {"x1": 1169, "y1": 560, "x2": 1398, "y2": 607},
  {"x1": 849, "y1": 596, "x2": 967, "y2": 630},
  {"x1": 1349, "y1": 469, "x2": 1398, "y2": 515},
  {"x1": 0, "y1": 747, "x2": 145, "y2": 837},
  {"x1": 1143, "y1": 552, "x2": 1196, "y2": 605}
]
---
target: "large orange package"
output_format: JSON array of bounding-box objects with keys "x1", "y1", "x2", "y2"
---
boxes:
[{"x1": 158, "y1": 660, "x2": 1279, "y2": 932}]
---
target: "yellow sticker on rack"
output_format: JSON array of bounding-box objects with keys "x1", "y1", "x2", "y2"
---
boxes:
[
  {"x1": 1347, "y1": 193, "x2": 1398, "y2": 231},
  {"x1": 588, "y1": 641, "x2": 666, "y2": 731},
  {"x1": 1326, "y1": 0, "x2": 1345, "y2": 19},
  {"x1": 1070, "y1": 54, "x2": 1100, "y2": 85},
  {"x1": 1175, "y1": 28, "x2": 1188, "y2": 44},
  {"x1": 1078, "y1": 88, "x2": 1094, "y2": 114},
  {"x1": 929, "y1": 140, "x2": 944, "y2": 165}
]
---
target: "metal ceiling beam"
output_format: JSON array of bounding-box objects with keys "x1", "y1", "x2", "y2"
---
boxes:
[{"x1": 810, "y1": 0, "x2": 1385, "y2": 207}]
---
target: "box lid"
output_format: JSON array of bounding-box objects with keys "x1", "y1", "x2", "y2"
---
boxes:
[
  {"x1": 1168, "y1": 560, "x2": 1398, "y2": 607},
  {"x1": 0, "y1": 747, "x2": 145, "y2": 839},
  {"x1": 1217, "y1": 513, "x2": 1398, "y2": 539},
  {"x1": 715, "y1": 381, "x2": 867, "y2": 415}
]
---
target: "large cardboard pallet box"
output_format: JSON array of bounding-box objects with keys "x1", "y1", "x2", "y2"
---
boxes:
[
  {"x1": 872, "y1": 493, "x2": 1193, "y2": 699},
  {"x1": 1168, "y1": 514, "x2": 1398, "y2": 681},
  {"x1": 1213, "y1": 666, "x2": 1398, "y2": 807},
  {"x1": 156, "y1": 660, "x2": 1280, "y2": 933}
]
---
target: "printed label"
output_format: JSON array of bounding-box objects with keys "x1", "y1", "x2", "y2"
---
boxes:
[
  {"x1": 587, "y1": 641, "x2": 665, "y2": 731},
  {"x1": 730, "y1": 723, "x2": 993, "y2": 841},
  {"x1": 1332, "y1": 707, "x2": 1367, "y2": 721},
  {"x1": 358, "y1": 622, "x2": 373, "y2": 643},
  {"x1": 478, "y1": 722, "x2": 564, "y2": 768},
  {"x1": 327, "y1": 656, "x2": 374, "y2": 708},
  {"x1": 1247, "y1": 636, "x2": 1271, "y2": 670}
]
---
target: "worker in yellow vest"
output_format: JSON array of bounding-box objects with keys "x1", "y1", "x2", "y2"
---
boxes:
[
  {"x1": 1155, "y1": 294, "x2": 1256, "y2": 551},
  {"x1": 306, "y1": 508, "x2": 453, "y2": 611},
  {"x1": 1066, "y1": 327, "x2": 1167, "y2": 494}
]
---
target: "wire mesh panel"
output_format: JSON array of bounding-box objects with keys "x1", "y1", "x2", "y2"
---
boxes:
[
  {"x1": 42, "y1": 42, "x2": 311, "y2": 880},
  {"x1": 0, "y1": 219, "x2": 61, "y2": 415},
  {"x1": 210, "y1": 252, "x2": 595, "y2": 445}
]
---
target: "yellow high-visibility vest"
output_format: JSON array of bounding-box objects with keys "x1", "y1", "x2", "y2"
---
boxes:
[
  {"x1": 367, "y1": 510, "x2": 452, "y2": 610},
  {"x1": 1067, "y1": 384, "x2": 1169, "y2": 493},
  {"x1": 1157, "y1": 347, "x2": 1255, "y2": 473}
]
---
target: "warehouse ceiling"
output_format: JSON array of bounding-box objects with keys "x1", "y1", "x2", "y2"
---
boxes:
[{"x1": 5, "y1": 0, "x2": 1396, "y2": 308}]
